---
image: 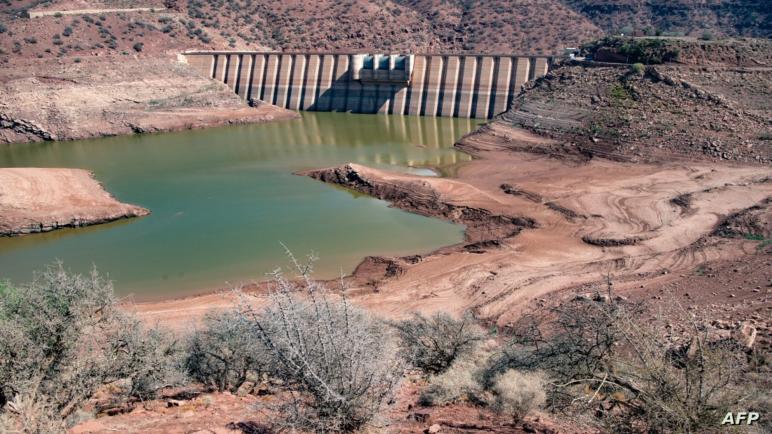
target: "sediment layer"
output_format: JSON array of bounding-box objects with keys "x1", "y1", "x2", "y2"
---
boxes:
[
  {"x1": 0, "y1": 57, "x2": 298, "y2": 145},
  {"x1": 300, "y1": 163, "x2": 537, "y2": 243},
  {"x1": 300, "y1": 122, "x2": 772, "y2": 323}
]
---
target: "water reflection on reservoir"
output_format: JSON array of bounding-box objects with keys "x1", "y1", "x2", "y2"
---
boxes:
[{"x1": 0, "y1": 112, "x2": 481, "y2": 299}]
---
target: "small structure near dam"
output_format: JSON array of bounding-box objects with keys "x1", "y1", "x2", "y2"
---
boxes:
[{"x1": 182, "y1": 52, "x2": 552, "y2": 119}]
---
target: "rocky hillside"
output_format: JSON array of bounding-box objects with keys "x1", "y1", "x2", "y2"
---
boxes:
[
  {"x1": 500, "y1": 38, "x2": 772, "y2": 165},
  {"x1": 2, "y1": 0, "x2": 770, "y2": 59},
  {"x1": 563, "y1": 0, "x2": 771, "y2": 38},
  {"x1": 179, "y1": 0, "x2": 602, "y2": 54}
]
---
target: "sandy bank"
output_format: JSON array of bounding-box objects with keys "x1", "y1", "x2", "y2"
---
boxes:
[{"x1": 0, "y1": 167, "x2": 149, "y2": 236}]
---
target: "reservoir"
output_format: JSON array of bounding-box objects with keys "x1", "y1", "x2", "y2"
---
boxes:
[{"x1": 0, "y1": 113, "x2": 479, "y2": 299}]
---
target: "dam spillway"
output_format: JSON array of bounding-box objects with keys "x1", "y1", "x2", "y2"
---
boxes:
[{"x1": 182, "y1": 52, "x2": 552, "y2": 119}]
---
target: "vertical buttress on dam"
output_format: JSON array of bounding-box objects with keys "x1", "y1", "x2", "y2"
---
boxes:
[{"x1": 182, "y1": 52, "x2": 551, "y2": 119}]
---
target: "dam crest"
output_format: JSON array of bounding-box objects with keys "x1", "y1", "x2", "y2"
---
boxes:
[{"x1": 182, "y1": 52, "x2": 552, "y2": 119}]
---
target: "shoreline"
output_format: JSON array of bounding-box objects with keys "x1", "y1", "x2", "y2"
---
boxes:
[{"x1": 132, "y1": 121, "x2": 772, "y2": 328}]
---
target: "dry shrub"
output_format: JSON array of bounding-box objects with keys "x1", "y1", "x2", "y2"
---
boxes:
[
  {"x1": 421, "y1": 342, "x2": 492, "y2": 406},
  {"x1": 185, "y1": 310, "x2": 270, "y2": 393},
  {"x1": 237, "y1": 251, "x2": 402, "y2": 433},
  {"x1": 492, "y1": 369, "x2": 546, "y2": 422},
  {"x1": 392, "y1": 312, "x2": 484, "y2": 374},
  {"x1": 108, "y1": 315, "x2": 186, "y2": 402},
  {"x1": 0, "y1": 264, "x2": 183, "y2": 433},
  {"x1": 498, "y1": 291, "x2": 761, "y2": 433}
]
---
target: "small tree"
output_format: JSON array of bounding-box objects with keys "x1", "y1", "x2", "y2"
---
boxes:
[
  {"x1": 238, "y1": 251, "x2": 401, "y2": 432},
  {"x1": 392, "y1": 312, "x2": 483, "y2": 374}
]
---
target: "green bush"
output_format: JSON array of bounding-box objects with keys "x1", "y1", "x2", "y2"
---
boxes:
[
  {"x1": 630, "y1": 62, "x2": 645, "y2": 74},
  {"x1": 584, "y1": 37, "x2": 680, "y2": 64}
]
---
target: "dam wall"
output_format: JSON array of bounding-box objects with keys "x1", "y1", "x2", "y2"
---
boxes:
[{"x1": 182, "y1": 52, "x2": 552, "y2": 119}]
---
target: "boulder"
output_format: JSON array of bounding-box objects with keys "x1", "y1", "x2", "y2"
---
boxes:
[
  {"x1": 236, "y1": 381, "x2": 255, "y2": 397},
  {"x1": 731, "y1": 321, "x2": 757, "y2": 349}
]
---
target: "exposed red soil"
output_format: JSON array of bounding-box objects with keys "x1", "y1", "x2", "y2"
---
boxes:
[
  {"x1": 92, "y1": 121, "x2": 772, "y2": 432},
  {"x1": 0, "y1": 167, "x2": 149, "y2": 235},
  {"x1": 71, "y1": 387, "x2": 269, "y2": 434},
  {"x1": 69, "y1": 379, "x2": 585, "y2": 434},
  {"x1": 68, "y1": 47, "x2": 772, "y2": 433},
  {"x1": 132, "y1": 121, "x2": 772, "y2": 331},
  {"x1": 0, "y1": 6, "x2": 766, "y2": 430}
]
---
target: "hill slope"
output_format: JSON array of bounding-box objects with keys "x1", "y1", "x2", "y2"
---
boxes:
[
  {"x1": 562, "y1": 0, "x2": 771, "y2": 38},
  {"x1": 3, "y1": 0, "x2": 769, "y2": 59}
]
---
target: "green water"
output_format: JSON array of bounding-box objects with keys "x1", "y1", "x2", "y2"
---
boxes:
[{"x1": 0, "y1": 112, "x2": 479, "y2": 299}]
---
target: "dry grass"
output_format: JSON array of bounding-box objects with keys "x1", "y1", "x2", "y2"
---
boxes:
[{"x1": 492, "y1": 369, "x2": 547, "y2": 422}]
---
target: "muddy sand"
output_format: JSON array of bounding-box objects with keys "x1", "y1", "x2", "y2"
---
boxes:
[
  {"x1": 0, "y1": 167, "x2": 149, "y2": 236},
  {"x1": 133, "y1": 121, "x2": 772, "y2": 328}
]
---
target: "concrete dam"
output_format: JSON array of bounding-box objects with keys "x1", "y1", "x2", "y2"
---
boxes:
[{"x1": 182, "y1": 52, "x2": 552, "y2": 119}]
